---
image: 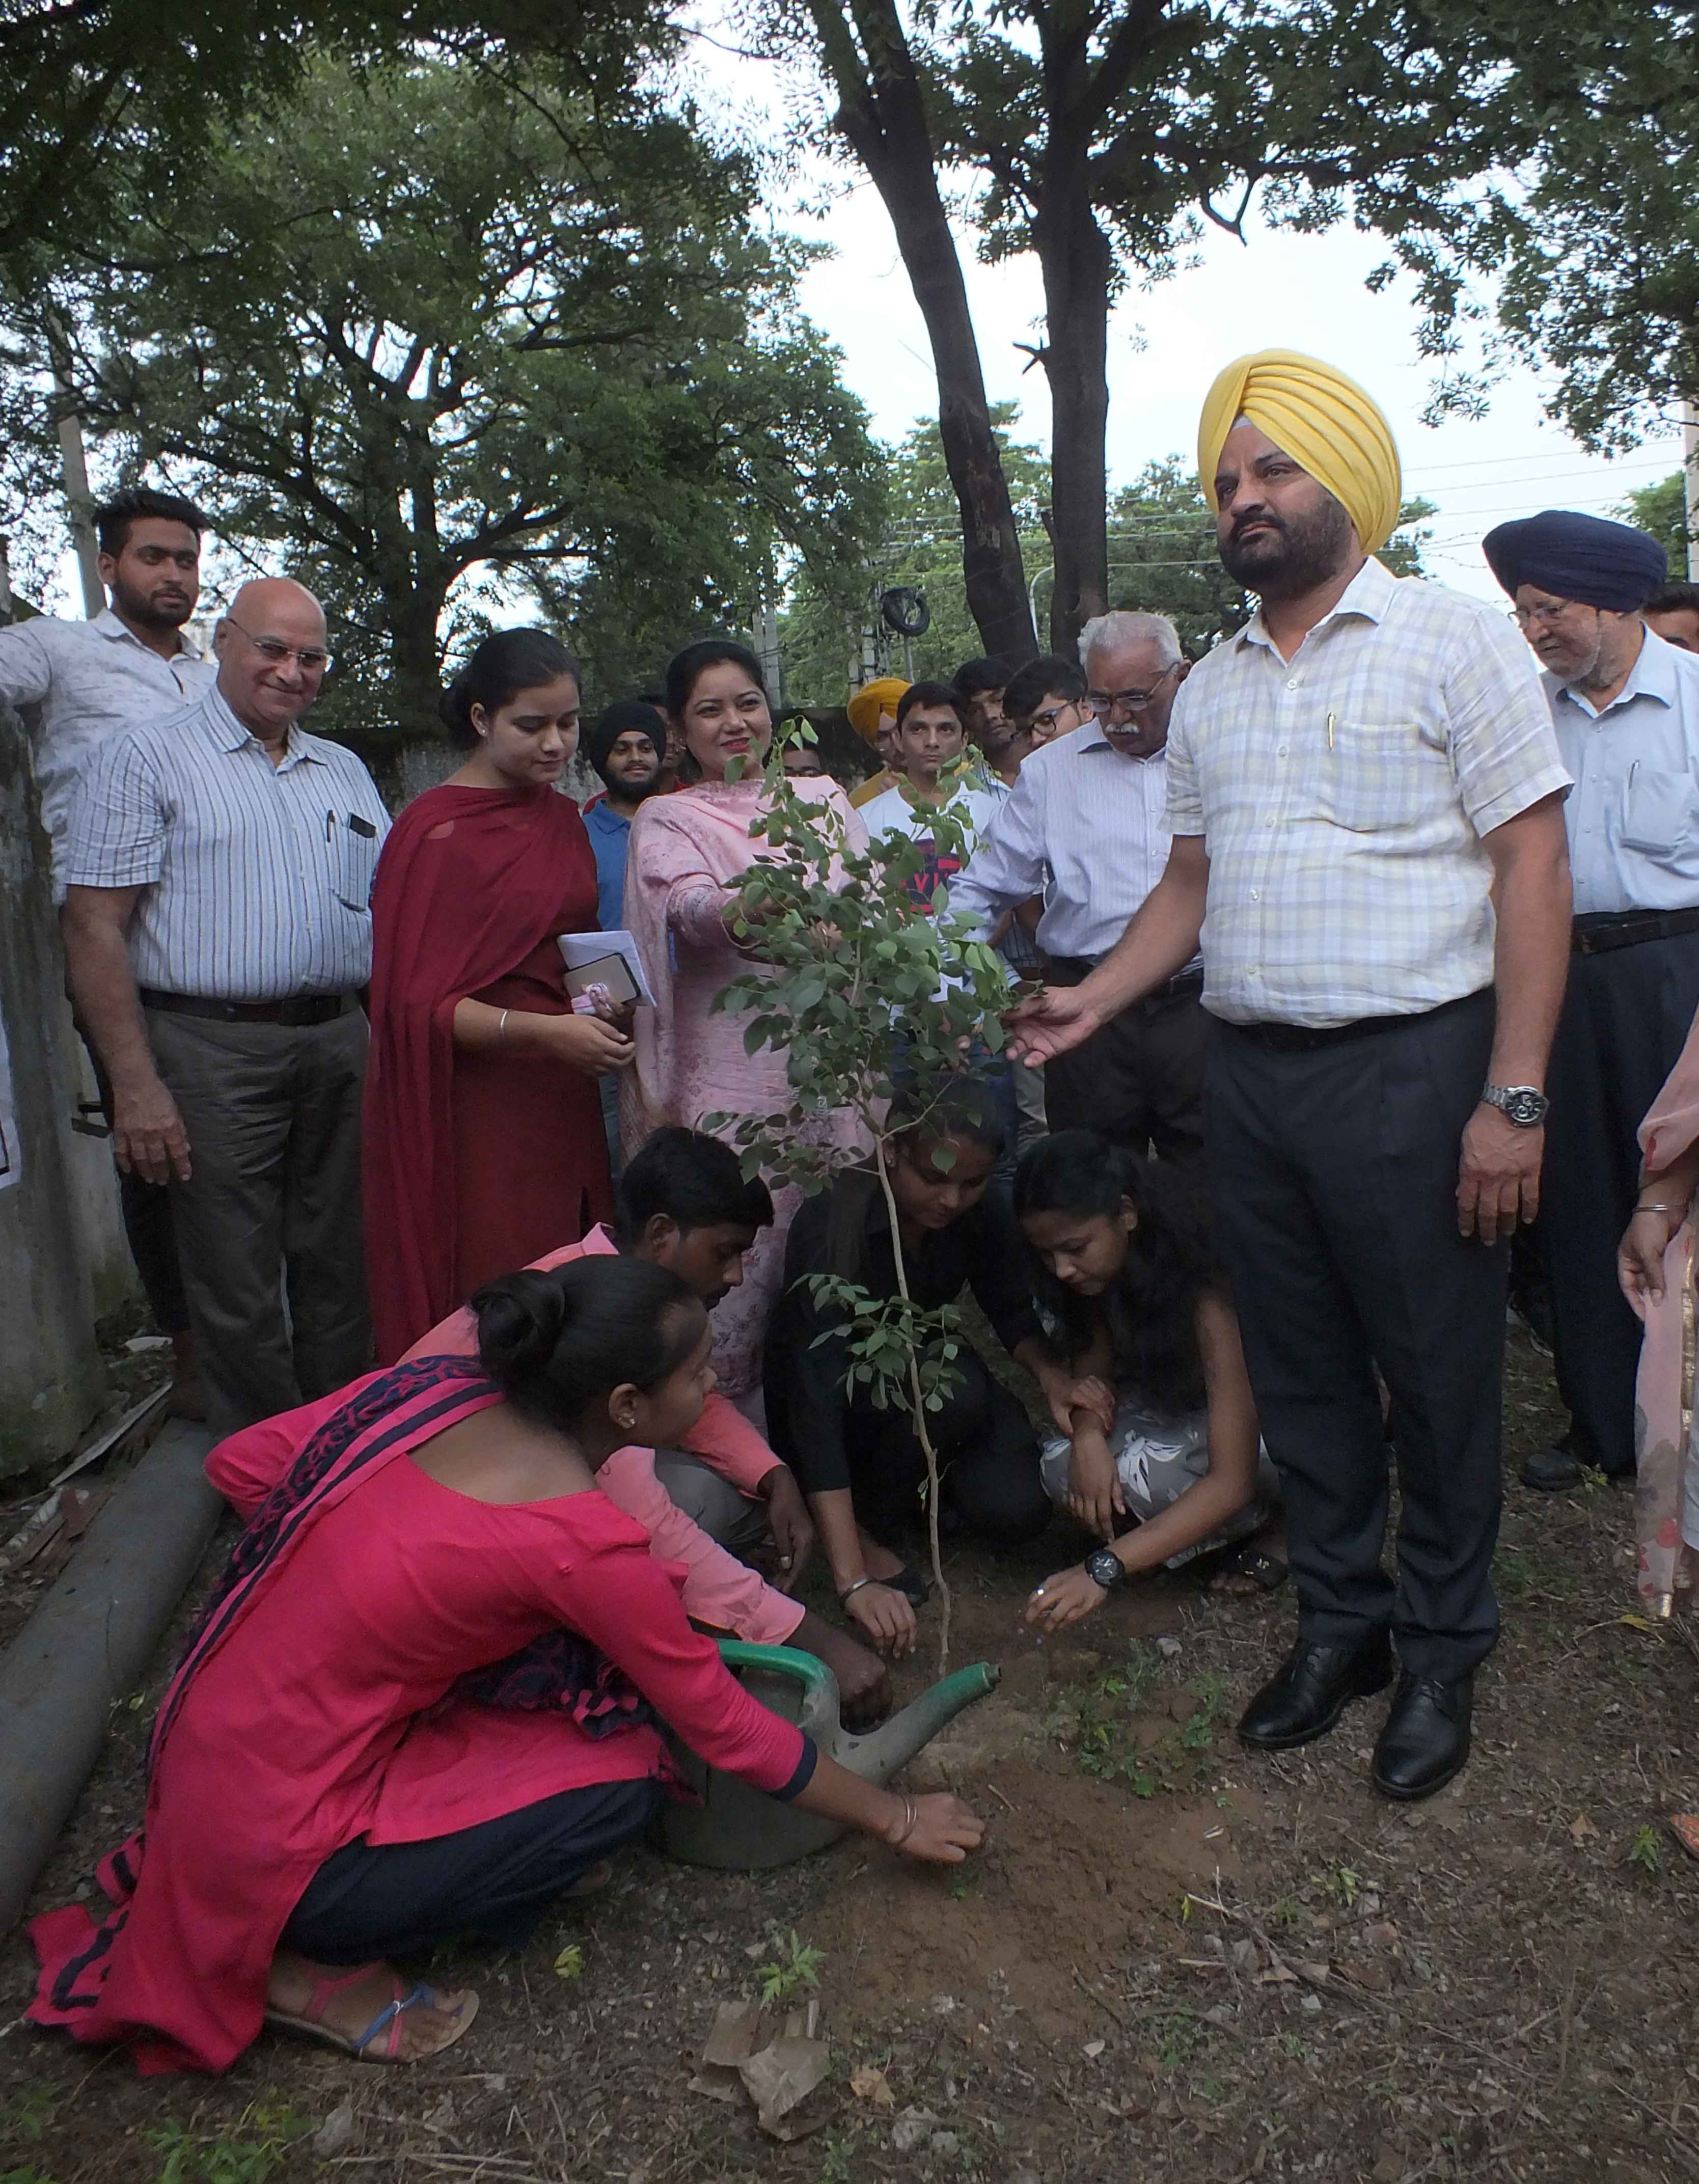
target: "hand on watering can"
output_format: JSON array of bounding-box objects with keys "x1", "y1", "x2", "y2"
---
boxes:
[{"x1": 885, "y1": 1790, "x2": 985, "y2": 1865}]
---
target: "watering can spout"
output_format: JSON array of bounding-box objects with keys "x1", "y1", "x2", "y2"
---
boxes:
[{"x1": 837, "y1": 1660, "x2": 1001, "y2": 1785}]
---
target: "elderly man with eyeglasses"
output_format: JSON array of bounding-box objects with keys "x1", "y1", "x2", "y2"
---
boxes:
[
  {"x1": 949, "y1": 609, "x2": 1210, "y2": 1166},
  {"x1": 1485, "y1": 509, "x2": 1699, "y2": 1496},
  {"x1": 60, "y1": 577, "x2": 391, "y2": 1434}
]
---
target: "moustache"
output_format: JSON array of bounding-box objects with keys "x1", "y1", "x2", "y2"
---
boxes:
[{"x1": 1230, "y1": 512, "x2": 1284, "y2": 540}]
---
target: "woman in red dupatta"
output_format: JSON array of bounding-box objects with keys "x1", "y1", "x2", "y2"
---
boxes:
[
  {"x1": 622, "y1": 640, "x2": 867, "y2": 1399},
  {"x1": 365, "y1": 630, "x2": 628, "y2": 1361},
  {"x1": 28, "y1": 1261, "x2": 984, "y2": 2076}
]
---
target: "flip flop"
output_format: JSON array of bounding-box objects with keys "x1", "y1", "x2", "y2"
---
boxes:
[
  {"x1": 1207, "y1": 1543, "x2": 1289, "y2": 1595},
  {"x1": 266, "y1": 1963, "x2": 479, "y2": 2063},
  {"x1": 564, "y1": 1858, "x2": 613, "y2": 1899}
]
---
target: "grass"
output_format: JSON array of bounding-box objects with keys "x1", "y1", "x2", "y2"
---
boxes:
[
  {"x1": 757, "y1": 1929, "x2": 826, "y2": 2005},
  {"x1": 144, "y1": 2101, "x2": 307, "y2": 2184},
  {"x1": 1046, "y1": 1645, "x2": 1234, "y2": 1793}
]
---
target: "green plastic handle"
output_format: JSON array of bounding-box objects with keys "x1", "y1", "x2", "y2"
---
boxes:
[{"x1": 715, "y1": 1639, "x2": 837, "y2": 1698}]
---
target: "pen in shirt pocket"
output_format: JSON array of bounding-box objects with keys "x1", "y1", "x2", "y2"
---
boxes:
[{"x1": 1327, "y1": 709, "x2": 1336, "y2": 751}]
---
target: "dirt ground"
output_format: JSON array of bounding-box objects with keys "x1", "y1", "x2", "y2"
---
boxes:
[{"x1": 3, "y1": 1324, "x2": 1697, "y2": 2183}]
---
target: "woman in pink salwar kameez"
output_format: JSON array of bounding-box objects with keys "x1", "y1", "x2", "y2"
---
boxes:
[{"x1": 621, "y1": 640, "x2": 866, "y2": 1400}]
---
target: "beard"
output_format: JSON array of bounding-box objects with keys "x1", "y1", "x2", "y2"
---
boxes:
[
  {"x1": 110, "y1": 576, "x2": 194, "y2": 632},
  {"x1": 1219, "y1": 492, "x2": 1356, "y2": 599}
]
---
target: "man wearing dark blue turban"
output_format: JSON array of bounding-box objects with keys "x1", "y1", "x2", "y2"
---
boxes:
[{"x1": 1486, "y1": 508, "x2": 1699, "y2": 1495}]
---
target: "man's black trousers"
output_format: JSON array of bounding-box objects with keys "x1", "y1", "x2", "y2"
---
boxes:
[
  {"x1": 1542, "y1": 932, "x2": 1699, "y2": 1476},
  {"x1": 1205, "y1": 990, "x2": 1507, "y2": 1681}
]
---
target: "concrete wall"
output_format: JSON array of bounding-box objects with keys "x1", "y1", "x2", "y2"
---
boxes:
[{"x1": 0, "y1": 704, "x2": 108, "y2": 1478}]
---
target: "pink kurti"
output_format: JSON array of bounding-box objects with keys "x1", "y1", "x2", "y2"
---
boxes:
[{"x1": 619, "y1": 775, "x2": 867, "y2": 1396}]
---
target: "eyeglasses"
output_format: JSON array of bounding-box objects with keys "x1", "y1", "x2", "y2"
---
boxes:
[
  {"x1": 1086, "y1": 663, "x2": 1180, "y2": 715},
  {"x1": 1030, "y1": 698, "x2": 1086, "y2": 735},
  {"x1": 1508, "y1": 600, "x2": 1588, "y2": 630},
  {"x1": 224, "y1": 613, "x2": 334, "y2": 674}
]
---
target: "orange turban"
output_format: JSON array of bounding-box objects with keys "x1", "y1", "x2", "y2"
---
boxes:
[
  {"x1": 846, "y1": 676, "x2": 909, "y2": 746},
  {"x1": 1197, "y1": 350, "x2": 1403, "y2": 557}
]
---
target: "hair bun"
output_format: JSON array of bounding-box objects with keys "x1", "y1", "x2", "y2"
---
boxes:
[
  {"x1": 472, "y1": 1270, "x2": 570, "y2": 1383},
  {"x1": 439, "y1": 670, "x2": 474, "y2": 738}
]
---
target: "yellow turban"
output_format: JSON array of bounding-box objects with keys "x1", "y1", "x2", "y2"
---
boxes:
[
  {"x1": 846, "y1": 676, "x2": 909, "y2": 746},
  {"x1": 1197, "y1": 349, "x2": 1403, "y2": 557}
]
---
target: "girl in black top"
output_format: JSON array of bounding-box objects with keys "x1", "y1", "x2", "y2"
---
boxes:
[{"x1": 1014, "y1": 1131, "x2": 1283, "y2": 1631}]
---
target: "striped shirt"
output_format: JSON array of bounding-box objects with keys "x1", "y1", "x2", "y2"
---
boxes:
[
  {"x1": 65, "y1": 683, "x2": 392, "y2": 1001},
  {"x1": 950, "y1": 720, "x2": 1181, "y2": 963},
  {"x1": 1165, "y1": 557, "x2": 1572, "y2": 1028},
  {"x1": 1543, "y1": 627, "x2": 1699, "y2": 913},
  {"x1": 0, "y1": 607, "x2": 214, "y2": 894}
]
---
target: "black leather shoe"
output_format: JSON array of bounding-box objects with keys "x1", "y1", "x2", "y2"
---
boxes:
[
  {"x1": 1519, "y1": 1443, "x2": 1587, "y2": 1491},
  {"x1": 1237, "y1": 1631, "x2": 1393, "y2": 1751},
  {"x1": 1372, "y1": 1671, "x2": 1472, "y2": 1800}
]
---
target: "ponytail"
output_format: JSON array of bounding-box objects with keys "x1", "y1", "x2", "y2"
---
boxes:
[{"x1": 472, "y1": 1258, "x2": 700, "y2": 1432}]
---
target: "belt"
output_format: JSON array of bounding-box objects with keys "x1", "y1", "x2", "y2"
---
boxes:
[
  {"x1": 1222, "y1": 987, "x2": 1488, "y2": 1054},
  {"x1": 141, "y1": 989, "x2": 354, "y2": 1027},
  {"x1": 1043, "y1": 954, "x2": 1205, "y2": 1005},
  {"x1": 1571, "y1": 908, "x2": 1699, "y2": 957}
]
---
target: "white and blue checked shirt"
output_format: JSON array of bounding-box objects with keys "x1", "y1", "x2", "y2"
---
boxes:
[
  {"x1": 1543, "y1": 626, "x2": 1699, "y2": 913},
  {"x1": 950, "y1": 722, "x2": 1181, "y2": 964},
  {"x1": 1165, "y1": 557, "x2": 1572, "y2": 1028},
  {"x1": 65, "y1": 683, "x2": 391, "y2": 1001},
  {"x1": 0, "y1": 607, "x2": 214, "y2": 894}
]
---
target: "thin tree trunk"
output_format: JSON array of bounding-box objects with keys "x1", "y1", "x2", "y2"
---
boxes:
[
  {"x1": 871, "y1": 1131, "x2": 951, "y2": 1676},
  {"x1": 808, "y1": 0, "x2": 1037, "y2": 664},
  {"x1": 1033, "y1": 178, "x2": 1112, "y2": 656}
]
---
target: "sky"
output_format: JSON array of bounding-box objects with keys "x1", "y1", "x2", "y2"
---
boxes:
[{"x1": 780, "y1": 165, "x2": 1685, "y2": 608}]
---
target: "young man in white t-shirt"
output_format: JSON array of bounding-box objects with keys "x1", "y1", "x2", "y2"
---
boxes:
[{"x1": 857, "y1": 681, "x2": 1006, "y2": 913}]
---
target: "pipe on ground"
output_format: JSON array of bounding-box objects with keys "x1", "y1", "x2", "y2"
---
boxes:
[{"x1": 0, "y1": 1420, "x2": 219, "y2": 1933}]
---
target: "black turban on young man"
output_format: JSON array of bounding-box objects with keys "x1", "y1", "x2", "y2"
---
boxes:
[
  {"x1": 587, "y1": 698, "x2": 666, "y2": 783},
  {"x1": 1482, "y1": 509, "x2": 1668, "y2": 613}
]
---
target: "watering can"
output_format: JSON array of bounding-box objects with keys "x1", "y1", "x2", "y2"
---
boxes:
[{"x1": 661, "y1": 1640, "x2": 1000, "y2": 1871}]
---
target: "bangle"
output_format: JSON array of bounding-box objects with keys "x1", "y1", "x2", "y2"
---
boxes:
[
  {"x1": 890, "y1": 1795, "x2": 919, "y2": 1849},
  {"x1": 838, "y1": 1576, "x2": 873, "y2": 1604},
  {"x1": 1636, "y1": 1202, "x2": 1682, "y2": 1215},
  {"x1": 497, "y1": 1008, "x2": 510, "y2": 1042}
]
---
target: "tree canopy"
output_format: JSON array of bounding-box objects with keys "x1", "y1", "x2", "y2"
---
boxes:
[{"x1": 13, "y1": 56, "x2": 882, "y2": 736}]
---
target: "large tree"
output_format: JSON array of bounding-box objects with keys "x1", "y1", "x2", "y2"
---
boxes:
[
  {"x1": 22, "y1": 57, "x2": 882, "y2": 736},
  {"x1": 1373, "y1": 2, "x2": 1699, "y2": 456},
  {"x1": 780, "y1": 0, "x2": 1523, "y2": 655}
]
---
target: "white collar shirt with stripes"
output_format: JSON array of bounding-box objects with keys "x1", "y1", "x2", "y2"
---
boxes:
[
  {"x1": 949, "y1": 720, "x2": 1183, "y2": 964},
  {"x1": 1164, "y1": 557, "x2": 1572, "y2": 1029},
  {"x1": 65, "y1": 682, "x2": 392, "y2": 1001},
  {"x1": 1543, "y1": 625, "x2": 1699, "y2": 913},
  {"x1": 0, "y1": 606, "x2": 214, "y2": 895}
]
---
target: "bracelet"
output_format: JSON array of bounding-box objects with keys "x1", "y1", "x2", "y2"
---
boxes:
[
  {"x1": 890, "y1": 1794, "x2": 919, "y2": 1849},
  {"x1": 1636, "y1": 1202, "x2": 1682, "y2": 1215},
  {"x1": 838, "y1": 1576, "x2": 874, "y2": 1604},
  {"x1": 497, "y1": 1008, "x2": 510, "y2": 1043}
]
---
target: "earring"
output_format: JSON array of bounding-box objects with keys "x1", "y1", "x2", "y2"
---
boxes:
[{"x1": 619, "y1": 1412, "x2": 636, "y2": 1429}]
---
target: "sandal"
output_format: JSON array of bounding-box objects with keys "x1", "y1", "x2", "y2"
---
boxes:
[
  {"x1": 266, "y1": 1963, "x2": 479, "y2": 2063},
  {"x1": 564, "y1": 1858, "x2": 613, "y2": 1899},
  {"x1": 1207, "y1": 1543, "x2": 1289, "y2": 1595},
  {"x1": 883, "y1": 1564, "x2": 933, "y2": 1608}
]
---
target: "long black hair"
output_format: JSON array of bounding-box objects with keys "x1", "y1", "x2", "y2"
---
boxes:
[
  {"x1": 471, "y1": 1258, "x2": 701, "y2": 1435},
  {"x1": 1012, "y1": 1130, "x2": 1223, "y2": 1414},
  {"x1": 441, "y1": 627, "x2": 581, "y2": 749}
]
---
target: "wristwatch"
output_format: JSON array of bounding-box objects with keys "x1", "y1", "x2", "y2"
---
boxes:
[
  {"x1": 1481, "y1": 1083, "x2": 1550, "y2": 1128},
  {"x1": 1084, "y1": 1546, "x2": 1126, "y2": 1592}
]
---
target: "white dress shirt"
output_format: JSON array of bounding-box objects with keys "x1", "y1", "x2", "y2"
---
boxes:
[
  {"x1": 1165, "y1": 558, "x2": 1572, "y2": 1028},
  {"x1": 0, "y1": 607, "x2": 214, "y2": 892},
  {"x1": 66, "y1": 684, "x2": 392, "y2": 1001},
  {"x1": 1543, "y1": 627, "x2": 1699, "y2": 913},
  {"x1": 950, "y1": 721, "x2": 1177, "y2": 962}
]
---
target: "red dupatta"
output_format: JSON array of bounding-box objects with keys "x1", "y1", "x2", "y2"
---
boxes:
[{"x1": 364, "y1": 783, "x2": 589, "y2": 1360}]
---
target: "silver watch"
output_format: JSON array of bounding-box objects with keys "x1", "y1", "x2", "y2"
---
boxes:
[{"x1": 1482, "y1": 1083, "x2": 1550, "y2": 1128}]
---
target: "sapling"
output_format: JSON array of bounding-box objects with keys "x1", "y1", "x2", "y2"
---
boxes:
[{"x1": 703, "y1": 723, "x2": 1015, "y2": 1669}]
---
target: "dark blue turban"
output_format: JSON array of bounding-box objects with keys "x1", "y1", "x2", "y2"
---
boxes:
[
  {"x1": 587, "y1": 698, "x2": 666, "y2": 782},
  {"x1": 1483, "y1": 509, "x2": 1667, "y2": 613}
]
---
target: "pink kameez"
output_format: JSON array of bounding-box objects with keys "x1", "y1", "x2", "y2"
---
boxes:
[
  {"x1": 619, "y1": 776, "x2": 867, "y2": 1397},
  {"x1": 1631, "y1": 1006, "x2": 1699, "y2": 1614}
]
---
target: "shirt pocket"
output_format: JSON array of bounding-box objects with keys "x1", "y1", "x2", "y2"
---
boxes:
[
  {"x1": 1313, "y1": 719, "x2": 1444, "y2": 833},
  {"x1": 333, "y1": 816, "x2": 380, "y2": 912},
  {"x1": 1620, "y1": 767, "x2": 1699, "y2": 860}
]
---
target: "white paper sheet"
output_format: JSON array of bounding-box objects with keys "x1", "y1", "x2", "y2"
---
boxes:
[{"x1": 558, "y1": 928, "x2": 657, "y2": 1008}]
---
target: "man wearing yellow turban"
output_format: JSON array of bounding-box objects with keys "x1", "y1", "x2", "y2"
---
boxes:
[
  {"x1": 1010, "y1": 350, "x2": 1576, "y2": 1804},
  {"x1": 845, "y1": 675, "x2": 909, "y2": 809}
]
